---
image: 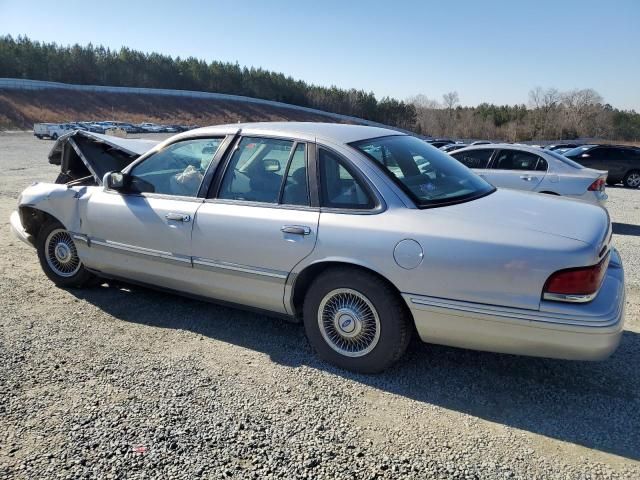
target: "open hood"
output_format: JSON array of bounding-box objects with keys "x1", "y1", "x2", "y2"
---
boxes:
[{"x1": 48, "y1": 130, "x2": 160, "y2": 185}]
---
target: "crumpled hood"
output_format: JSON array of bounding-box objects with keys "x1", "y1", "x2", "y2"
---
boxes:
[{"x1": 432, "y1": 189, "x2": 610, "y2": 247}]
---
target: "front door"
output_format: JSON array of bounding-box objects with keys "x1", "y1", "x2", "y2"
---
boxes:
[
  {"x1": 190, "y1": 136, "x2": 319, "y2": 313},
  {"x1": 81, "y1": 137, "x2": 224, "y2": 290}
]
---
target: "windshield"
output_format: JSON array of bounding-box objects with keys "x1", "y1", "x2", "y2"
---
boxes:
[
  {"x1": 563, "y1": 145, "x2": 596, "y2": 158},
  {"x1": 351, "y1": 135, "x2": 494, "y2": 207},
  {"x1": 544, "y1": 149, "x2": 585, "y2": 169}
]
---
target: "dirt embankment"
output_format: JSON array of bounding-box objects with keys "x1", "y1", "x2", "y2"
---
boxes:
[{"x1": 0, "y1": 89, "x2": 342, "y2": 130}]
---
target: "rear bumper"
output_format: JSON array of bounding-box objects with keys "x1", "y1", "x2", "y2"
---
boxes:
[
  {"x1": 568, "y1": 190, "x2": 608, "y2": 206},
  {"x1": 404, "y1": 249, "x2": 625, "y2": 360},
  {"x1": 9, "y1": 210, "x2": 35, "y2": 247}
]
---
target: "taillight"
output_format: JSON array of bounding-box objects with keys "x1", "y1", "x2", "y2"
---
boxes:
[
  {"x1": 588, "y1": 178, "x2": 606, "y2": 192},
  {"x1": 543, "y1": 254, "x2": 609, "y2": 302}
]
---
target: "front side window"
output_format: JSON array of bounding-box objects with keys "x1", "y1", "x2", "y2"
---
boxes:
[
  {"x1": 128, "y1": 138, "x2": 222, "y2": 196},
  {"x1": 281, "y1": 144, "x2": 309, "y2": 206},
  {"x1": 451, "y1": 149, "x2": 493, "y2": 168},
  {"x1": 492, "y1": 150, "x2": 541, "y2": 171},
  {"x1": 353, "y1": 136, "x2": 493, "y2": 208},
  {"x1": 319, "y1": 148, "x2": 373, "y2": 209},
  {"x1": 218, "y1": 137, "x2": 293, "y2": 203}
]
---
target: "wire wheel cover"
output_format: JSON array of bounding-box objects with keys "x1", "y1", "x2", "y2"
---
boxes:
[
  {"x1": 318, "y1": 288, "x2": 381, "y2": 357},
  {"x1": 45, "y1": 228, "x2": 81, "y2": 277}
]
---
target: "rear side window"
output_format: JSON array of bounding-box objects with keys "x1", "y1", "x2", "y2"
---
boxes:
[
  {"x1": 492, "y1": 150, "x2": 541, "y2": 171},
  {"x1": 451, "y1": 149, "x2": 493, "y2": 168},
  {"x1": 319, "y1": 148, "x2": 373, "y2": 209}
]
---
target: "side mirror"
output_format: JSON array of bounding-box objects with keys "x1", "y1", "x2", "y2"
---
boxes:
[{"x1": 104, "y1": 171, "x2": 126, "y2": 191}]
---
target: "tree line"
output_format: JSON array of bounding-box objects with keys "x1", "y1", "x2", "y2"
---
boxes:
[
  {"x1": 410, "y1": 88, "x2": 640, "y2": 142},
  {"x1": 1, "y1": 35, "x2": 638, "y2": 141},
  {"x1": 0, "y1": 35, "x2": 416, "y2": 130}
]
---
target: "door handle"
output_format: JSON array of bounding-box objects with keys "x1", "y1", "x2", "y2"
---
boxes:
[
  {"x1": 165, "y1": 213, "x2": 191, "y2": 222},
  {"x1": 520, "y1": 175, "x2": 537, "y2": 181},
  {"x1": 281, "y1": 225, "x2": 311, "y2": 235}
]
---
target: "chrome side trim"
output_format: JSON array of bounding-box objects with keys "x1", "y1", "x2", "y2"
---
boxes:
[
  {"x1": 192, "y1": 257, "x2": 288, "y2": 280},
  {"x1": 542, "y1": 292, "x2": 597, "y2": 303},
  {"x1": 90, "y1": 238, "x2": 192, "y2": 265},
  {"x1": 407, "y1": 292, "x2": 622, "y2": 328},
  {"x1": 71, "y1": 233, "x2": 89, "y2": 244}
]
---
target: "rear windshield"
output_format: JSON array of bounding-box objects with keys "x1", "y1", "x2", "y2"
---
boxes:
[
  {"x1": 351, "y1": 135, "x2": 494, "y2": 208},
  {"x1": 563, "y1": 145, "x2": 596, "y2": 158},
  {"x1": 544, "y1": 149, "x2": 585, "y2": 169}
]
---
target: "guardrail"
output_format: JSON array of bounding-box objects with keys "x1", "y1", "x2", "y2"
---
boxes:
[{"x1": 0, "y1": 78, "x2": 414, "y2": 134}]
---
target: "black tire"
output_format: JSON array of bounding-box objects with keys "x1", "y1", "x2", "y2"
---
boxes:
[
  {"x1": 36, "y1": 220, "x2": 95, "y2": 288},
  {"x1": 303, "y1": 267, "x2": 411, "y2": 373},
  {"x1": 623, "y1": 170, "x2": 640, "y2": 189},
  {"x1": 51, "y1": 133, "x2": 58, "y2": 140}
]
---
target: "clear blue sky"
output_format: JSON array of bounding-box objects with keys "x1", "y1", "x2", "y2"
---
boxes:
[{"x1": 1, "y1": 0, "x2": 639, "y2": 110}]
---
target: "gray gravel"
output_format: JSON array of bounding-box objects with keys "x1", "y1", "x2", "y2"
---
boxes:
[{"x1": 1, "y1": 132, "x2": 639, "y2": 479}]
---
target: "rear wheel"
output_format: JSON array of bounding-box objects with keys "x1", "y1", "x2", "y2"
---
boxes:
[
  {"x1": 51, "y1": 133, "x2": 58, "y2": 140},
  {"x1": 623, "y1": 171, "x2": 640, "y2": 189},
  {"x1": 36, "y1": 220, "x2": 95, "y2": 288},
  {"x1": 303, "y1": 267, "x2": 411, "y2": 373}
]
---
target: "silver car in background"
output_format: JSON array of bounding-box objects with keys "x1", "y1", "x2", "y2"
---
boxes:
[
  {"x1": 450, "y1": 144, "x2": 608, "y2": 205},
  {"x1": 10, "y1": 123, "x2": 625, "y2": 372}
]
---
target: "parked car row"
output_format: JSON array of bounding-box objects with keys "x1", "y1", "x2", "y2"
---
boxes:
[
  {"x1": 11, "y1": 122, "x2": 625, "y2": 373},
  {"x1": 449, "y1": 144, "x2": 608, "y2": 205},
  {"x1": 33, "y1": 121, "x2": 199, "y2": 139},
  {"x1": 431, "y1": 137, "x2": 640, "y2": 190}
]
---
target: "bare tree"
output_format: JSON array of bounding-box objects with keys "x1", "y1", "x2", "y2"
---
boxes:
[
  {"x1": 528, "y1": 87, "x2": 560, "y2": 139},
  {"x1": 442, "y1": 91, "x2": 459, "y2": 111}
]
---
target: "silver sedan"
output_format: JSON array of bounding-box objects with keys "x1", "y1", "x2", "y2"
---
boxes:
[
  {"x1": 450, "y1": 144, "x2": 608, "y2": 205},
  {"x1": 10, "y1": 123, "x2": 625, "y2": 373}
]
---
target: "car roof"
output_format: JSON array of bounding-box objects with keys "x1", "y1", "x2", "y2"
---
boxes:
[
  {"x1": 180, "y1": 122, "x2": 406, "y2": 144},
  {"x1": 452, "y1": 143, "x2": 545, "y2": 155}
]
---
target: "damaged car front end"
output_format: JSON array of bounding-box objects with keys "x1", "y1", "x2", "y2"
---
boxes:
[{"x1": 48, "y1": 130, "x2": 160, "y2": 186}]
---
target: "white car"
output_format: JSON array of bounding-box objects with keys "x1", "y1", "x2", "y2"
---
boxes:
[
  {"x1": 450, "y1": 144, "x2": 608, "y2": 205},
  {"x1": 33, "y1": 123, "x2": 74, "y2": 140}
]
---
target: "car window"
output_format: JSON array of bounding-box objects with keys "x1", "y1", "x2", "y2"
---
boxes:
[
  {"x1": 564, "y1": 145, "x2": 597, "y2": 158},
  {"x1": 492, "y1": 150, "x2": 541, "y2": 170},
  {"x1": 353, "y1": 136, "x2": 493, "y2": 208},
  {"x1": 451, "y1": 149, "x2": 493, "y2": 168},
  {"x1": 319, "y1": 148, "x2": 373, "y2": 209},
  {"x1": 128, "y1": 138, "x2": 222, "y2": 196},
  {"x1": 281, "y1": 144, "x2": 309, "y2": 206},
  {"x1": 535, "y1": 157, "x2": 548, "y2": 171},
  {"x1": 218, "y1": 137, "x2": 293, "y2": 203},
  {"x1": 545, "y1": 149, "x2": 585, "y2": 169}
]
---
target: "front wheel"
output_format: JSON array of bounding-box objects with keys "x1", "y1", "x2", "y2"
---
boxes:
[
  {"x1": 303, "y1": 268, "x2": 412, "y2": 373},
  {"x1": 623, "y1": 171, "x2": 640, "y2": 189},
  {"x1": 36, "y1": 220, "x2": 95, "y2": 288}
]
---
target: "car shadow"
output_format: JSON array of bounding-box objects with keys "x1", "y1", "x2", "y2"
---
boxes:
[
  {"x1": 612, "y1": 222, "x2": 640, "y2": 237},
  {"x1": 70, "y1": 282, "x2": 640, "y2": 461}
]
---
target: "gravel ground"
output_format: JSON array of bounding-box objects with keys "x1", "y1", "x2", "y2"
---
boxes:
[{"x1": 1, "y1": 132, "x2": 639, "y2": 479}]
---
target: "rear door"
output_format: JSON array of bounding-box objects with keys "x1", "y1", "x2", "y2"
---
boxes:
[
  {"x1": 483, "y1": 149, "x2": 546, "y2": 191},
  {"x1": 189, "y1": 136, "x2": 319, "y2": 313}
]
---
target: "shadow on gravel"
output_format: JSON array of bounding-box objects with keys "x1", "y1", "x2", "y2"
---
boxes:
[
  {"x1": 612, "y1": 222, "x2": 640, "y2": 237},
  {"x1": 71, "y1": 283, "x2": 640, "y2": 461}
]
